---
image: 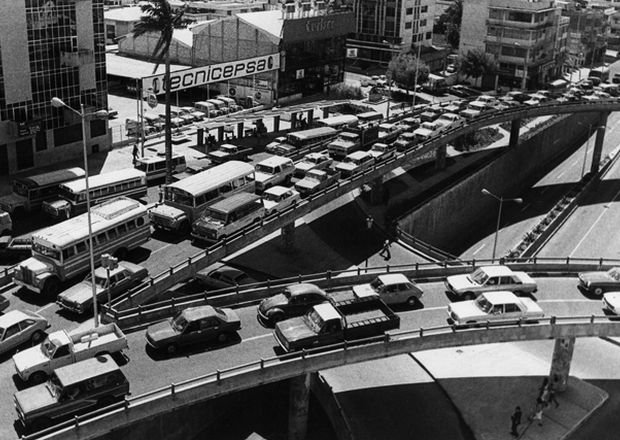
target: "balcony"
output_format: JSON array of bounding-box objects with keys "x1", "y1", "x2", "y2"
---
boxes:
[{"x1": 60, "y1": 49, "x2": 94, "y2": 67}]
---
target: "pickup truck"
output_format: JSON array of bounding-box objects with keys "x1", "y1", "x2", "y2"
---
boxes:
[
  {"x1": 445, "y1": 265, "x2": 537, "y2": 300},
  {"x1": 12, "y1": 323, "x2": 128, "y2": 384},
  {"x1": 294, "y1": 168, "x2": 341, "y2": 197},
  {"x1": 273, "y1": 297, "x2": 400, "y2": 352},
  {"x1": 208, "y1": 144, "x2": 252, "y2": 164},
  {"x1": 447, "y1": 291, "x2": 544, "y2": 328}
]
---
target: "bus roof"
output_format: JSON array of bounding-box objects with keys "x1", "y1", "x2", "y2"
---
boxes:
[
  {"x1": 33, "y1": 197, "x2": 147, "y2": 248},
  {"x1": 59, "y1": 169, "x2": 146, "y2": 194},
  {"x1": 207, "y1": 192, "x2": 261, "y2": 214},
  {"x1": 357, "y1": 111, "x2": 382, "y2": 119},
  {"x1": 135, "y1": 154, "x2": 184, "y2": 165},
  {"x1": 288, "y1": 127, "x2": 338, "y2": 140},
  {"x1": 54, "y1": 355, "x2": 121, "y2": 387},
  {"x1": 166, "y1": 161, "x2": 254, "y2": 197},
  {"x1": 14, "y1": 167, "x2": 85, "y2": 189},
  {"x1": 318, "y1": 115, "x2": 359, "y2": 127}
]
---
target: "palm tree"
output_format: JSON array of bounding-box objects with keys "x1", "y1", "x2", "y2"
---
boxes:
[{"x1": 132, "y1": 0, "x2": 190, "y2": 183}]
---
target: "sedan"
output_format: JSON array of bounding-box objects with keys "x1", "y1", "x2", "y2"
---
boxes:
[
  {"x1": 257, "y1": 283, "x2": 331, "y2": 325},
  {"x1": 194, "y1": 264, "x2": 257, "y2": 290},
  {"x1": 578, "y1": 267, "x2": 620, "y2": 295},
  {"x1": 262, "y1": 186, "x2": 301, "y2": 215},
  {"x1": 0, "y1": 310, "x2": 49, "y2": 355},
  {"x1": 603, "y1": 292, "x2": 620, "y2": 315}
]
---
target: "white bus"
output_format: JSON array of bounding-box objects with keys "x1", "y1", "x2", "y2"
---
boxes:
[
  {"x1": 0, "y1": 167, "x2": 85, "y2": 215},
  {"x1": 317, "y1": 115, "x2": 359, "y2": 130},
  {"x1": 42, "y1": 169, "x2": 147, "y2": 220},
  {"x1": 134, "y1": 154, "x2": 187, "y2": 182},
  {"x1": 149, "y1": 161, "x2": 255, "y2": 233},
  {"x1": 13, "y1": 197, "x2": 151, "y2": 296},
  {"x1": 283, "y1": 127, "x2": 340, "y2": 151}
]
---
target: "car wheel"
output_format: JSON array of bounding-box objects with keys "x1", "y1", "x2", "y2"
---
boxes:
[
  {"x1": 464, "y1": 292, "x2": 475, "y2": 300},
  {"x1": 594, "y1": 287, "x2": 604, "y2": 296},
  {"x1": 30, "y1": 371, "x2": 47, "y2": 385},
  {"x1": 30, "y1": 330, "x2": 44, "y2": 345},
  {"x1": 42, "y1": 278, "x2": 60, "y2": 297},
  {"x1": 406, "y1": 296, "x2": 418, "y2": 307},
  {"x1": 166, "y1": 344, "x2": 178, "y2": 356}
]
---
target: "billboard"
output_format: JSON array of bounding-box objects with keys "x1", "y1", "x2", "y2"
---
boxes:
[
  {"x1": 142, "y1": 54, "x2": 280, "y2": 95},
  {"x1": 282, "y1": 11, "x2": 355, "y2": 43}
]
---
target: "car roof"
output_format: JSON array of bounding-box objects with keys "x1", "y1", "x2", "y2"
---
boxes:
[
  {"x1": 93, "y1": 261, "x2": 145, "y2": 278},
  {"x1": 264, "y1": 185, "x2": 291, "y2": 196},
  {"x1": 181, "y1": 305, "x2": 219, "y2": 321},
  {"x1": 257, "y1": 155, "x2": 293, "y2": 167},
  {"x1": 285, "y1": 283, "x2": 325, "y2": 297},
  {"x1": 0, "y1": 310, "x2": 36, "y2": 327},
  {"x1": 54, "y1": 355, "x2": 120, "y2": 387},
  {"x1": 314, "y1": 303, "x2": 341, "y2": 321},
  {"x1": 478, "y1": 266, "x2": 514, "y2": 276},
  {"x1": 480, "y1": 291, "x2": 518, "y2": 303},
  {"x1": 346, "y1": 150, "x2": 370, "y2": 159},
  {"x1": 377, "y1": 273, "x2": 410, "y2": 285}
]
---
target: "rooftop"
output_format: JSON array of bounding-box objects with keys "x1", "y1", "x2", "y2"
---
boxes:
[
  {"x1": 104, "y1": 6, "x2": 144, "y2": 22},
  {"x1": 106, "y1": 52, "x2": 191, "y2": 79}
]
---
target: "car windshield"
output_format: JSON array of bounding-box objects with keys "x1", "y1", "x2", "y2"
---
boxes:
[
  {"x1": 91, "y1": 274, "x2": 108, "y2": 288},
  {"x1": 370, "y1": 278, "x2": 385, "y2": 292},
  {"x1": 608, "y1": 268, "x2": 620, "y2": 281},
  {"x1": 471, "y1": 269, "x2": 489, "y2": 284},
  {"x1": 172, "y1": 314, "x2": 188, "y2": 332},
  {"x1": 256, "y1": 164, "x2": 277, "y2": 174},
  {"x1": 304, "y1": 309, "x2": 325, "y2": 333},
  {"x1": 213, "y1": 307, "x2": 226, "y2": 320},
  {"x1": 263, "y1": 192, "x2": 281, "y2": 202},
  {"x1": 41, "y1": 337, "x2": 58, "y2": 358},
  {"x1": 203, "y1": 208, "x2": 227, "y2": 223},
  {"x1": 475, "y1": 296, "x2": 493, "y2": 313}
]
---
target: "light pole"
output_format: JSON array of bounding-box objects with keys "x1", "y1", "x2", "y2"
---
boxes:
[
  {"x1": 514, "y1": 42, "x2": 528, "y2": 91},
  {"x1": 50, "y1": 97, "x2": 107, "y2": 327},
  {"x1": 481, "y1": 188, "x2": 523, "y2": 261},
  {"x1": 412, "y1": 38, "x2": 423, "y2": 108}
]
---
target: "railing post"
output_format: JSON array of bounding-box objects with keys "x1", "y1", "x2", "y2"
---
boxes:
[
  {"x1": 260, "y1": 358, "x2": 265, "y2": 369},
  {"x1": 590, "y1": 315, "x2": 595, "y2": 324},
  {"x1": 169, "y1": 267, "x2": 173, "y2": 276},
  {"x1": 74, "y1": 415, "x2": 79, "y2": 429},
  {"x1": 419, "y1": 328, "x2": 424, "y2": 337},
  {"x1": 566, "y1": 256, "x2": 570, "y2": 265},
  {"x1": 599, "y1": 257, "x2": 604, "y2": 267},
  {"x1": 550, "y1": 316, "x2": 556, "y2": 325},
  {"x1": 187, "y1": 256, "x2": 192, "y2": 265},
  {"x1": 171, "y1": 383, "x2": 176, "y2": 399},
  {"x1": 216, "y1": 370, "x2": 221, "y2": 383}
]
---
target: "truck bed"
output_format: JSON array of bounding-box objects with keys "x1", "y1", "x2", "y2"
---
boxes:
[
  {"x1": 347, "y1": 309, "x2": 390, "y2": 326},
  {"x1": 72, "y1": 332, "x2": 119, "y2": 353}
]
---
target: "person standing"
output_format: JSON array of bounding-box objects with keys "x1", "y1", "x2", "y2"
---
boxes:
[
  {"x1": 510, "y1": 406, "x2": 522, "y2": 437},
  {"x1": 379, "y1": 239, "x2": 392, "y2": 260}
]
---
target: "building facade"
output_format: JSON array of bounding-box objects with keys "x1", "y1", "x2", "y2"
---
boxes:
[
  {"x1": 460, "y1": 0, "x2": 568, "y2": 89},
  {"x1": 0, "y1": 0, "x2": 109, "y2": 176},
  {"x1": 561, "y1": 2, "x2": 612, "y2": 69},
  {"x1": 347, "y1": 0, "x2": 435, "y2": 67}
]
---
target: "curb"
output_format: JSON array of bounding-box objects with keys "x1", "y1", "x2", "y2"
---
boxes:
[{"x1": 560, "y1": 387, "x2": 609, "y2": 440}]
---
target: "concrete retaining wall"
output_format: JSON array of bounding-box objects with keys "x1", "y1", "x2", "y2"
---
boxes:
[{"x1": 397, "y1": 113, "x2": 603, "y2": 249}]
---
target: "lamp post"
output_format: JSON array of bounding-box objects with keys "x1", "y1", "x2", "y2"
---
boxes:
[
  {"x1": 514, "y1": 42, "x2": 528, "y2": 91},
  {"x1": 481, "y1": 188, "x2": 523, "y2": 261},
  {"x1": 412, "y1": 38, "x2": 423, "y2": 108},
  {"x1": 50, "y1": 97, "x2": 107, "y2": 327}
]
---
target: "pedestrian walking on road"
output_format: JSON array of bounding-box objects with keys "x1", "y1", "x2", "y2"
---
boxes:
[
  {"x1": 510, "y1": 406, "x2": 522, "y2": 437},
  {"x1": 132, "y1": 143, "x2": 139, "y2": 166},
  {"x1": 366, "y1": 216, "x2": 374, "y2": 230},
  {"x1": 532, "y1": 402, "x2": 544, "y2": 426},
  {"x1": 547, "y1": 383, "x2": 560, "y2": 408},
  {"x1": 158, "y1": 185, "x2": 164, "y2": 203},
  {"x1": 379, "y1": 239, "x2": 392, "y2": 261}
]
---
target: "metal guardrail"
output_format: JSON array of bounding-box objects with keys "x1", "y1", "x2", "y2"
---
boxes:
[{"x1": 30, "y1": 315, "x2": 620, "y2": 440}]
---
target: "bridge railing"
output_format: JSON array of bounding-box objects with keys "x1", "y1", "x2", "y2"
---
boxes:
[{"x1": 29, "y1": 314, "x2": 620, "y2": 440}]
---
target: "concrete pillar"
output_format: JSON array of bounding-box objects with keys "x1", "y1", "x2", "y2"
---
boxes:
[
  {"x1": 509, "y1": 118, "x2": 521, "y2": 148},
  {"x1": 549, "y1": 337, "x2": 575, "y2": 392},
  {"x1": 217, "y1": 126, "x2": 224, "y2": 142},
  {"x1": 288, "y1": 373, "x2": 311, "y2": 440},
  {"x1": 197, "y1": 128, "x2": 204, "y2": 147},
  {"x1": 435, "y1": 143, "x2": 447, "y2": 170},
  {"x1": 369, "y1": 177, "x2": 384, "y2": 205},
  {"x1": 307, "y1": 109, "x2": 314, "y2": 126},
  {"x1": 274, "y1": 115, "x2": 280, "y2": 132},
  {"x1": 291, "y1": 112, "x2": 298, "y2": 129},
  {"x1": 323, "y1": 107, "x2": 329, "y2": 119},
  {"x1": 282, "y1": 222, "x2": 295, "y2": 251},
  {"x1": 237, "y1": 122, "x2": 244, "y2": 139},
  {"x1": 590, "y1": 112, "x2": 609, "y2": 174}
]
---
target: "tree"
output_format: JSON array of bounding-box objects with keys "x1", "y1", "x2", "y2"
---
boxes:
[
  {"x1": 132, "y1": 1, "x2": 191, "y2": 184},
  {"x1": 387, "y1": 53, "x2": 429, "y2": 94},
  {"x1": 434, "y1": 0, "x2": 462, "y2": 50},
  {"x1": 459, "y1": 49, "x2": 497, "y2": 84}
]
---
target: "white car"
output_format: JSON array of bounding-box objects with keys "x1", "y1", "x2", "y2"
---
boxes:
[
  {"x1": 602, "y1": 292, "x2": 620, "y2": 315},
  {"x1": 447, "y1": 291, "x2": 544, "y2": 327},
  {"x1": 352, "y1": 273, "x2": 423, "y2": 306},
  {"x1": 445, "y1": 266, "x2": 538, "y2": 299},
  {"x1": 262, "y1": 186, "x2": 301, "y2": 215}
]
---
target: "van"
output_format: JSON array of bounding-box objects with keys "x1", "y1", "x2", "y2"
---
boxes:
[
  {"x1": 14, "y1": 354, "x2": 129, "y2": 430},
  {"x1": 191, "y1": 192, "x2": 265, "y2": 243},
  {"x1": 334, "y1": 150, "x2": 375, "y2": 178},
  {"x1": 0, "y1": 210, "x2": 11, "y2": 235},
  {"x1": 134, "y1": 154, "x2": 187, "y2": 182},
  {"x1": 193, "y1": 101, "x2": 219, "y2": 118},
  {"x1": 327, "y1": 132, "x2": 362, "y2": 159},
  {"x1": 254, "y1": 156, "x2": 295, "y2": 192}
]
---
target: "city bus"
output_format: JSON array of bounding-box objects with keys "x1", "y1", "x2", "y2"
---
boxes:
[
  {"x1": 588, "y1": 66, "x2": 610, "y2": 85},
  {"x1": 134, "y1": 154, "x2": 187, "y2": 182},
  {"x1": 284, "y1": 127, "x2": 340, "y2": 151},
  {"x1": 316, "y1": 115, "x2": 359, "y2": 130},
  {"x1": 149, "y1": 161, "x2": 255, "y2": 233},
  {"x1": 13, "y1": 197, "x2": 151, "y2": 296},
  {"x1": 42, "y1": 169, "x2": 147, "y2": 220},
  {"x1": 0, "y1": 167, "x2": 85, "y2": 215},
  {"x1": 357, "y1": 111, "x2": 384, "y2": 126}
]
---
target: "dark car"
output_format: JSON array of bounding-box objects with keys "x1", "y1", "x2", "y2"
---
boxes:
[
  {"x1": 145, "y1": 305, "x2": 241, "y2": 355},
  {"x1": 257, "y1": 283, "x2": 331, "y2": 325},
  {"x1": 194, "y1": 264, "x2": 257, "y2": 290},
  {"x1": 578, "y1": 267, "x2": 620, "y2": 296}
]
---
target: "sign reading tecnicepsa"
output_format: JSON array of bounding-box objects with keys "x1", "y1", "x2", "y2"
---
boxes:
[{"x1": 142, "y1": 54, "x2": 280, "y2": 95}]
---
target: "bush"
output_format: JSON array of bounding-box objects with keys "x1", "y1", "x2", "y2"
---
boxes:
[{"x1": 327, "y1": 84, "x2": 365, "y2": 100}]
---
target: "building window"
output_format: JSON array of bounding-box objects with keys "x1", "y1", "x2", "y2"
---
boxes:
[
  {"x1": 406, "y1": 7, "x2": 412, "y2": 15},
  {"x1": 405, "y1": 22, "x2": 412, "y2": 29},
  {"x1": 421, "y1": 5, "x2": 427, "y2": 13},
  {"x1": 420, "y1": 19, "x2": 426, "y2": 27},
  {"x1": 35, "y1": 130, "x2": 47, "y2": 152},
  {"x1": 426, "y1": 31, "x2": 431, "y2": 40}
]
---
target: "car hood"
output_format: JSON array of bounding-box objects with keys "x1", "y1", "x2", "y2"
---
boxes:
[
  {"x1": 352, "y1": 284, "x2": 380, "y2": 299},
  {"x1": 335, "y1": 163, "x2": 357, "y2": 171},
  {"x1": 209, "y1": 151, "x2": 228, "y2": 158},
  {"x1": 579, "y1": 272, "x2": 612, "y2": 284},
  {"x1": 146, "y1": 320, "x2": 178, "y2": 344},
  {"x1": 295, "y1": 179, "x2": 319, "y2": 190},
  {"x1": 13, "y1": 345, "x2": 48, "y2": 374},
  {"x1": 446, "y1": 274, "x2": 476, "y2": 290},
  {"x1": 222, "y1": 308, "x2": 241, "y2": 325},
  {"x1": 58, "y1": 282, "x2": 101, "y2": 305},
  {"x1": 254, "y1": 172, "x2": 274, "y2": 183},
  {"x1": 150, "y1": 204, "x2": 185, "y2": 219},
  {"x1": 295, "y1": 162, "x2": 314, "y2": 171},
  {"x1": 259, "y1": 294, "x2": 288, "y2": 314},
  {"x1": 15, "y1": 384, "x2": 57, "y2": 414},
  {"x1": 275, "y1": 317, "x2": 317, "y2": 342},
  {"x1": 448, "y1": 301, "x2": 484, "y2": 320},
  {"x1": 18, "y1": 257, "x2": 53, "y2": 276}
]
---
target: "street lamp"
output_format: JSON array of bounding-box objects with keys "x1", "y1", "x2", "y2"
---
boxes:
[
  {"x1": 514, "y1": 42, "x2": 528, "y2": 91},
  {"x1": 50, "y1": 97, "x2": 107, "y2": 327},
  {"x1": 412, "y1": 38, "x2": 423, "y2": 108},
  {"x1": 481, "y1": 188, "x2": 523, "y2": 261}
]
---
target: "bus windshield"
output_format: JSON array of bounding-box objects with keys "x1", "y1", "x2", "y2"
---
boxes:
[
  {"x1": 12, "y1": 181, "x2": 29, "y2": 197},
  {"x1": 33, "y1": 242, "x2": 61, "y2": 261},
  {"x1": 166, "y1": 188, "x2": 194, "y2": 207}
]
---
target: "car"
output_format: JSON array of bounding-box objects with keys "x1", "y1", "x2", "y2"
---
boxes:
[
  {"x1": 368, "y1": 142, "x2": 396, "y2": 162},
  {"x1": 257, "y1": 283, "x2": 331, "y2": 325},
  {"x1": 293, "y1": 151, "x2": 333, "y2": 179},
  {"x1": 145, "y1": 305, "x2": 241, "y2": 355},
  {"x1": 0, "y1": 310, "x2": 49, "y2": 355},
  {"x1": 578, "y1": 267, "x2": 620, "y2": 296},
  {"x1": 445, "y1": 64, "x2": 457, "y2": 74},
  {"x1": 56, "y1": 261, "x2": 149, "y2": 314},
  {"x1": 262, "y1": 185, "x2": 301, "y2": 215},
  {"x1": 265, "y1": 136, "x2": 288, "y2": 152},
  {"x1": 106, "y1": 108, "x2": 118, "y2": 119},
  {"x1": 603, "y1": 291, "x2": 620, "y2": 315},
  {"x1": 445, "y1": 265, "x2": 538, "y2": 300},
  {"x1": 194, "y1": 264, "x2": 257, "y2": 290},
  {"x1": 447, "y1": 291, "x2": 544, "y2": 328},
  {"x1": 352, "y1": 273, "x2": 423, "y2": 306},
  {"x1": 265, "y1": 142, "x2": 296, "y2": 156}
]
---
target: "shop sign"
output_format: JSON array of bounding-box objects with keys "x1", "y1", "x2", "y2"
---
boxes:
[
  {"x1": 142, "y1": 54, "x2": 280, "y2": 95},
  {"x1": 296, "y1": 69, "x2": 305, "y2": 79},
  {"x1": 282, "y1": 11, "x2": 354, "y2": 43},
  {"x1": 17, "y1": 121, "x2": 41, "y2": 136}
]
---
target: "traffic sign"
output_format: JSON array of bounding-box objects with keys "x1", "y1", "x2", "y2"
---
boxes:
[
  {"x1": 229, "y1": 87, "x2": 236, "y2": 96},
  {"x1": 147, "y1": 93, "x2": 158, "y2": 109},
  {"x1": 254, "y1": 91, "x2": 262, "y2": 100}
]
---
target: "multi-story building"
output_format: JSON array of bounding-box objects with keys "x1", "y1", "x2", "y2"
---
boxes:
[
  {"x1": 0, "y1": 0, "x2": 109, "y2": 176},
  {"x1": 347, "y1": 0, "x2": 435, "y2": 67},
  {"x1": 561, "y1": 2, "x2": 612, "y2": 69},
  {"x1": 460, "y1": 0, "x2": 568, "y2": 89}
]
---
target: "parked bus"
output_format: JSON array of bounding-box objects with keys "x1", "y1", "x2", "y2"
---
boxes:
[
  {"x1": 134, "y1": 154, "x2": 187, "y2": 182},
  {"x1": 357, "y1": 111, "x2": 384, "y2": 125},
  {"x1": 0, "y1": 167, "x2": 85, "y2": 216},
  {"x1": 42, "y1": 169, "x2": 147, "y2": 221},
  {"x1": 285, "y1": 127, "x2": 340, "y2": 150},
  {"x1": 13, "y1": 197, "x2": 151, "y2": 296},
  {"x1": 317, "y1": 115, "x2": 359, "y2": 130},
  {"x1": 149, "y1": 161, "x2": 255, "y2": 233},
  {"x1": 588, "y1": 66, "x2": 610, "y2": 85},
  {"x1": 422, "y1": 73, "x2": 448, "y2": 95},
  {"x1": 548, "y1": 79, "x2": 568, "y2": 96}
]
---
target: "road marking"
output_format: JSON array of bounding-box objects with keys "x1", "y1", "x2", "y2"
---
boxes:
[
  {"x1": 538, "y1": 299, "x2": 591, "y2": 304},
  {"x1": 472, "y1": 243, "x2": 485, "y2": 256},
  {"x1": 150, "y1": 242, "x2": 173, "y2": 255},
  {"x1": 570, "y1": 186, "x2": 620, "y2": 256},
  {"x1": 36, "y1": 303, "x2": 57, "y2": 313},
  {"x1": 556, "y1": 170, "x2": 566, "y2": 179},
  {"x1": 520, "y1": 203, "x2": 530, "y2": 212},
  {"x1": 243, "y1": 333, "x2": 272, "y2": 342}
]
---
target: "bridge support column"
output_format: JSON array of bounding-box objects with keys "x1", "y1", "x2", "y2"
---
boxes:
[
  {"x1": 590, "y1": 112, "x2": 609, "y2": 174},
  {"x1": 369, "y1": 177, "x2": 385, "y2": 205},
  {"x1": 274, "y1": 115, "x2": 280, "y2": 132},
  {"x1": 435, "y1": 143, "x2": 447, "y2": 170},
  {"x1": 549, "y1": 337, "x2": 575, "y2": 392},
  {"x1": 307, "y1": 109, "x2": 314, "y2": 126},
  {"x1": 289, "y1": 373, "x2": 311, "y2": 440},
  {"x1": 509, "y1": 119, "x2": 521, "y2": 148},
  {"x1": 323, "y1": 107, "x2": 329, "y2": 119},
  {"x1": 282, "y1": 222, "x2": 295, "y2": 251},
  {"x1": 237, "y1": 121, "x2": 244, "y2": 139},
  {"x1": 291, "y1": 112, "x2": 298, "y2": 129},
  {"x1": 217, "y1": 126, "x2": 224, "y2": 142}
]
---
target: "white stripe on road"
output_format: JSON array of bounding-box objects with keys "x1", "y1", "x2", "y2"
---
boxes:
[
  {"x1": 520, "y1": 203, "x2": 531, "y2": 212},
  {"x1": 570, "y1": 186, "x2": 620, "y2": 256},
  {"x1": 243, "y1": 333, "x2": 272, "y2": 343},
  {"x1": 472, "y1": 243, "x2": 486, "y2": 256},
  {"x1": 36, "y1": 303, "x2": 57, "y2": 313}
]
